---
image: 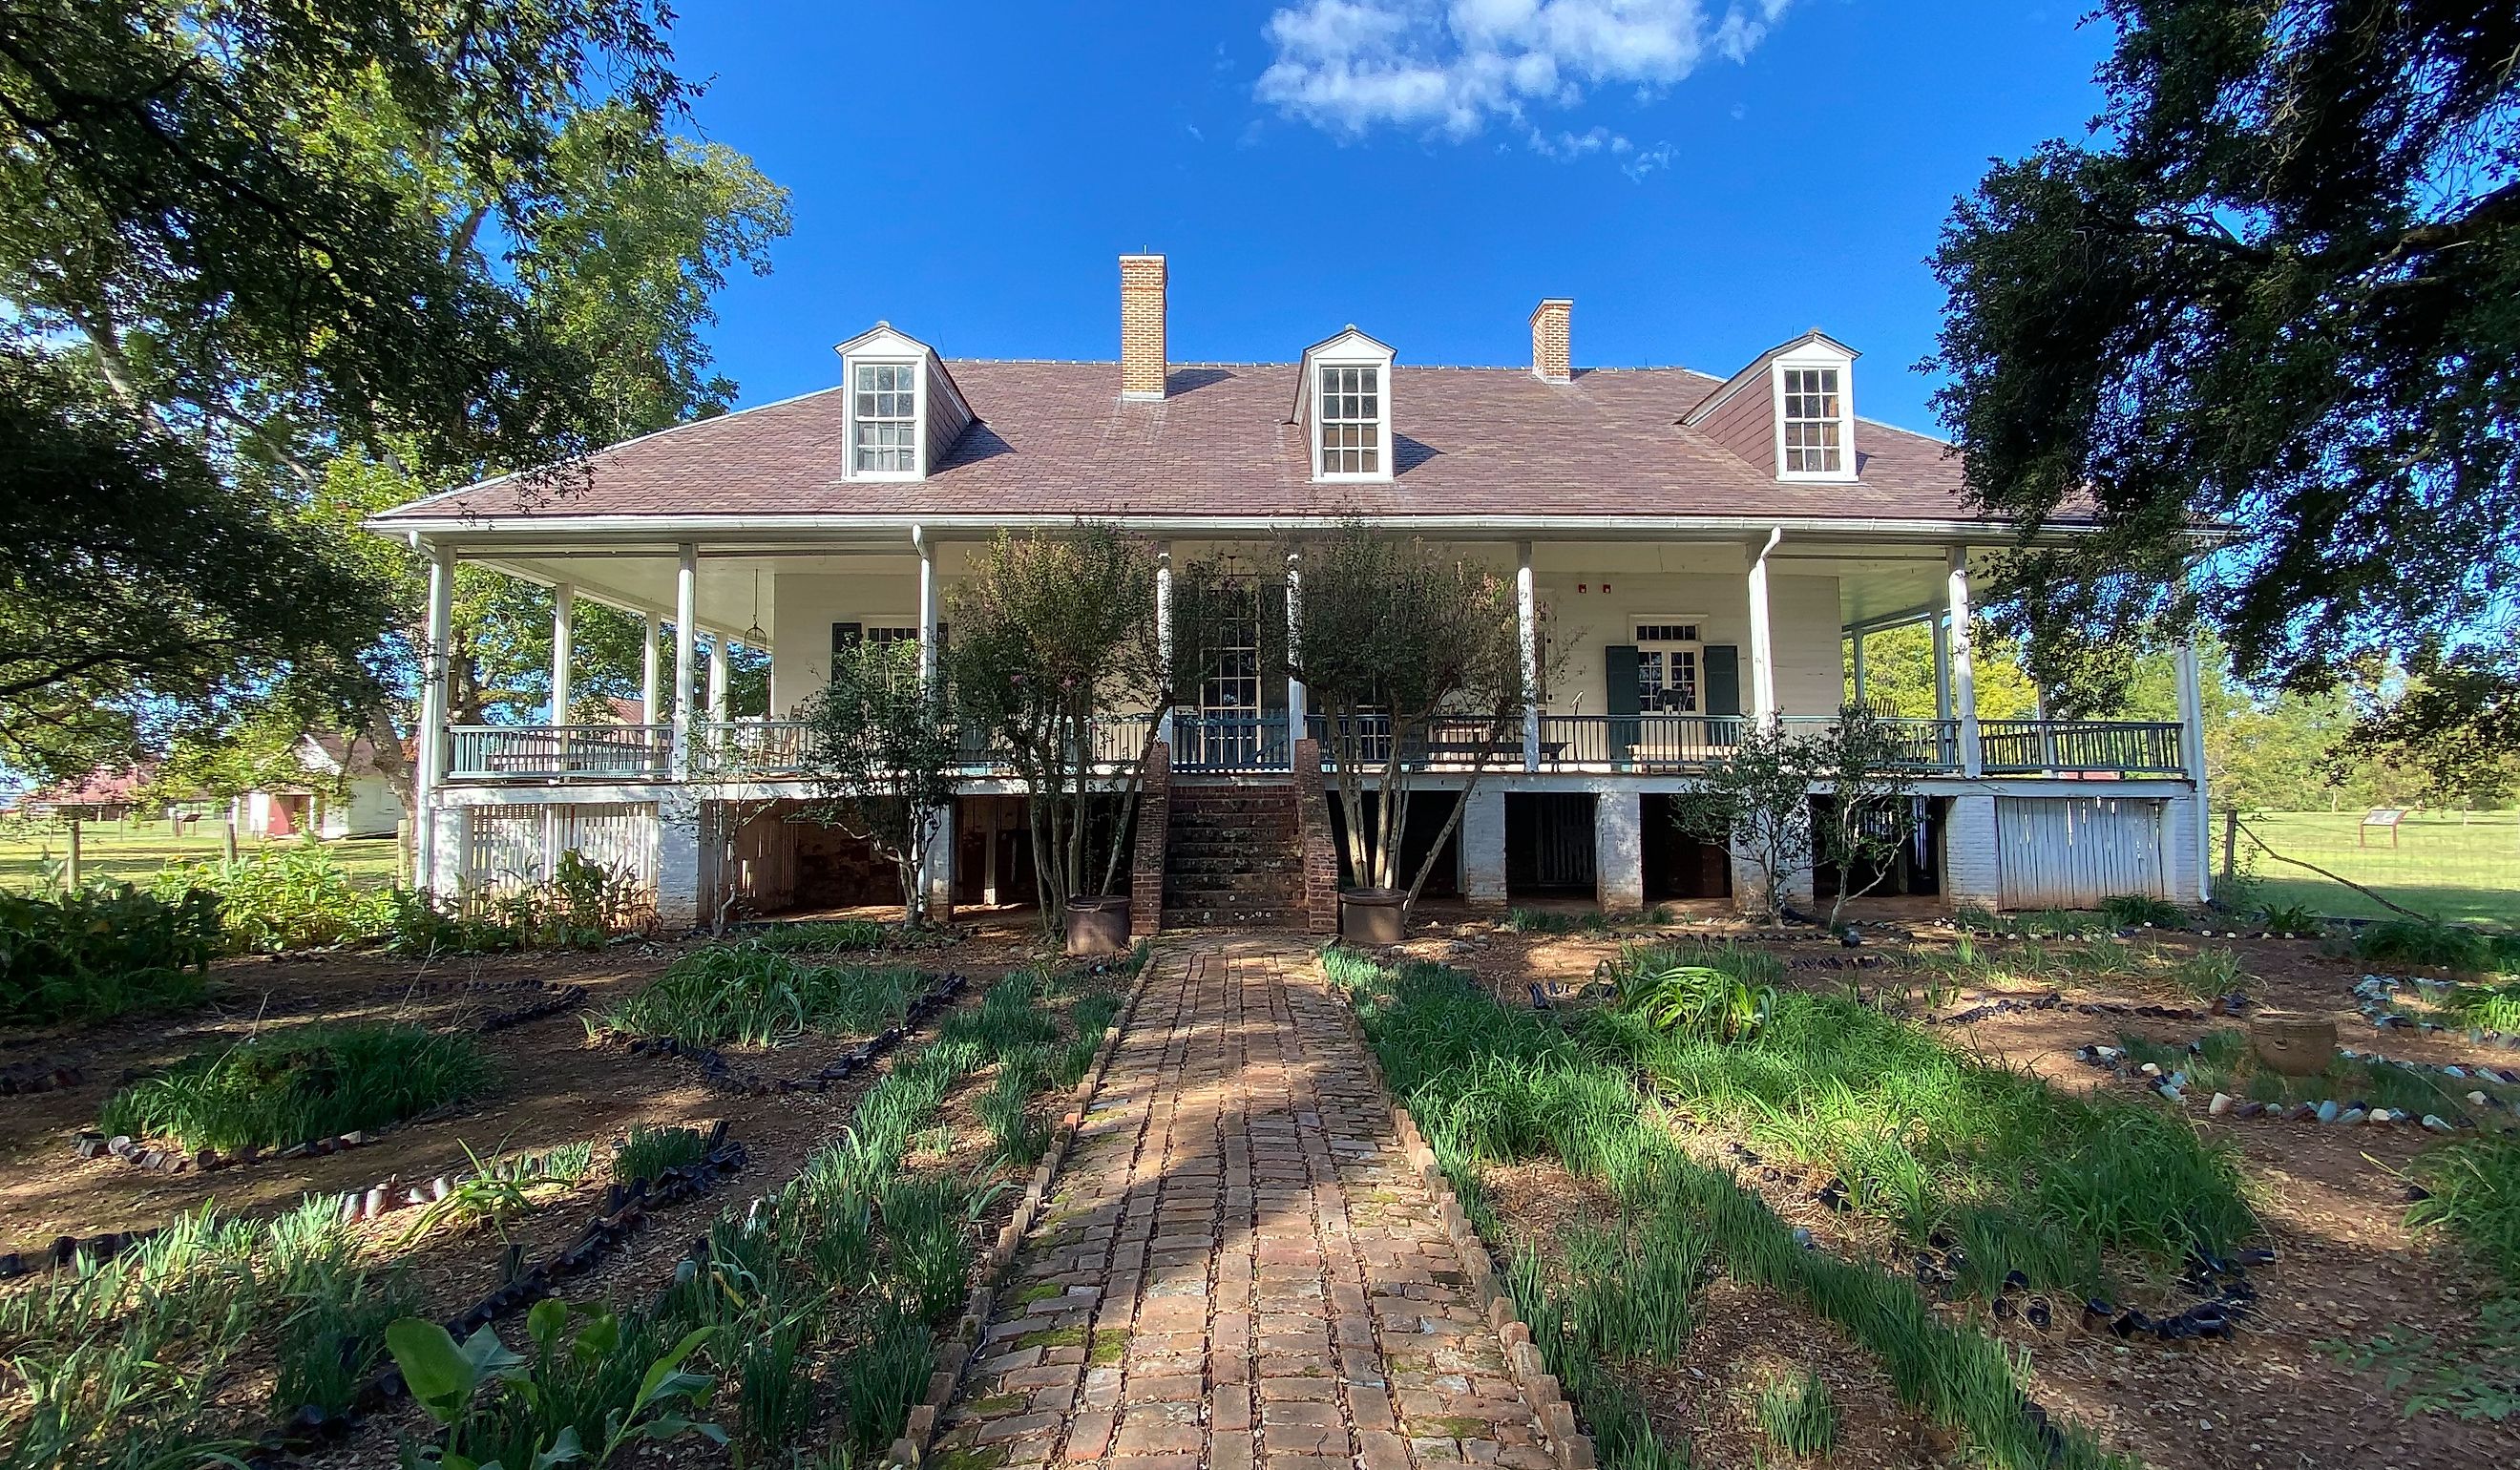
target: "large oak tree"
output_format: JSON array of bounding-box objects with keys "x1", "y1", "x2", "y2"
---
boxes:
[{"x1": 1930, "y1": 1, "x2": 2519, "y2": 736}]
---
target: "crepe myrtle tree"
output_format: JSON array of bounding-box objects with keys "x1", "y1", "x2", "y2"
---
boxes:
[
  {"x1": 1290, "y1": 527, "x2": 1523, "y2": 914},
  {"x1": 800, "y1": 637, "x2": 964, "y2": 925},
  {"x1": 1671, "y1": 707, "x2": 1922, "y2": 926},
  {"x1": 948, "y1": 524, "x2": 1222, "y2": 932}
]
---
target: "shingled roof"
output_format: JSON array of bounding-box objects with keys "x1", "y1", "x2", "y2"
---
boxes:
[{"x1": 373, "y1": 359, "x2": 1992, "y2": 525}]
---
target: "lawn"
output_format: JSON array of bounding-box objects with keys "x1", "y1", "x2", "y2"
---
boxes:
[
  {"x1": 0, "y1": 824, "x2": 404, "y2": 893},
  {"x1": 2233, "y1": 809, "x2": 2519, "y2": 930}
]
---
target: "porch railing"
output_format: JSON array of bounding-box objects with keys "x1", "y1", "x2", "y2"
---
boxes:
[
  {"x1": 690, "y1": 720, "x2": 816, "y2": 778},
  {"x1": 1172, "y1": 710, "x2": 1290, "y2": 773},
  {"x1": 448, "y1": 724, "x2": 673, "y2": 780},
  {"x1": 1310, "y1": 712, "x2": 1528, "y2": 771},
  {"x1": 1981, "y1": 720, "x2": 2184, "y2": 776}
]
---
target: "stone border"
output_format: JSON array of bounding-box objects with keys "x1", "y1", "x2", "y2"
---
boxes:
[
  {"x1": 887, "y1": 947, "x2": 1166, "y2": 1468},
  {"x1": 604, "y1": 973, "x2": 970, "y2": 1096},
  {"x1": 1330, "y1": 964, "x2": 1598, "y2": 1470}
]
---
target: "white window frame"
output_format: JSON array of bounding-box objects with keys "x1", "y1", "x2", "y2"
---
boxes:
[
  {"x1": 1635, "y1": 618, "x2": 1706, "y2": 716},
  {"x1": 1771, "y1": 351, "x2": 1857, "y2": 483},
  {"x1": 845, "y1": 358, "x2": 924, "y2": 481},
  {"x1": 1311, "y1": 359, "x2": 1393, "y2": 483}
]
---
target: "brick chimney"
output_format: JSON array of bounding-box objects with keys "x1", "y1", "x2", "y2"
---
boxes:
[
  {"x1": 1120, "y1": 254, "x2": 1167, "y2": 400},
  {"x1": 1530, "y1": 298, "x2": 1572, "y2": 384}
]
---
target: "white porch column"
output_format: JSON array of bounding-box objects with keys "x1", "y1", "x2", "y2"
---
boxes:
[
  {"x1": 2176, "y1": 631, "x2": 2213, "y2": 902},
  {"x1": 1154, "y1": 541, "x2": 1175, "y2": 742},
  {"x1": 549, "y1": 582, "x2": 575, "y2": 725},
  {"x1": 1945, "y1": 548, "x2": 1983, "y2": 778},
  {"x1": 641, "y1": 613, "x2": 662, "y2": 724},
  {"x1": 672, "y1": 543, "x2": 698, "y2": 779},
  {"x1": 1516, "y1": 540, "x2": 1540, "y2": 771},
  {"x1": 1747, "y1": 529, "x2": 1782, "y2": 722},
  {"x1": 1849, "y1": 629, "x2": 1866, "y2": 709},
  {"x1": 1285, "y1": 550, "x2": 1306, "y2": 752},
  {"x1": 1932, "y1": 616, "x2": 1952, "y2": 721},
  {"x1": 706, "y1": 638, "x2": 729, "y2": 722},
  {"x1": 414, "y1": 541, "x2": 455, "y2": 892},
  {"x1": 914, "y1": 527, "x2": 940, "y2": 692}
]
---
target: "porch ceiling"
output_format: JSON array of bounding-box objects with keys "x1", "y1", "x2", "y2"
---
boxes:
[
  {"x1": 471, "y1": 550, "x2": 922, "y2": 641},
  {"x1": 1765, "y1": 549, "x2": 1957, "y2": 630}
]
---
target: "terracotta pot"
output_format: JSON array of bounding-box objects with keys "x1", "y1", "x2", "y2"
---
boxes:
[
  {"x1": 1064, "y1": 894, "x2": 1132, "y2": 957},
  {"x1": 2250, "y1": 1010, "x2": 2338, "y2": 1077},
  {"x1": 1339, "y1": 888, "x2": 1407, "y2": 946}
]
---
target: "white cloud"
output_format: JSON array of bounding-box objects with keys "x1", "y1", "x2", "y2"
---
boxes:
[{"x1": 1255, "y1": 0, "x2": 1791, "y2": 140}]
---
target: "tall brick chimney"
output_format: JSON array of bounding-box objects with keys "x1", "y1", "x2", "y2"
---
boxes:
[
  {"x1": 1120, "y1": 254, "x2": 1167, "y2": 400},
  {"x1": 1530, "y1": 298, "x2": 1572, "y2": 384}
]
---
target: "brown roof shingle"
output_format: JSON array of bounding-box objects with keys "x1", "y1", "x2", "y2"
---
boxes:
[{"x1": 375, "y1": 361, "x2": 1989, "y2": 524}]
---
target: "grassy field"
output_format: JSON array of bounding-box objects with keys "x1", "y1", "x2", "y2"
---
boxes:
[
  {"x1": 2233, "y1": 809, "x2": 2518, "y2": 930},
  {"x1": 0, "y1": 825, "x2": 404, "y2": 893}
]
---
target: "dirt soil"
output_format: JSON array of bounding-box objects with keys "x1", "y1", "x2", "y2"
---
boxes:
[
  {"x1": 0, "y1": 916, "x2": 1069, "y2": 1465},
  {"x1": 1395, "y1": 918, "x2": 2520, "y2": 1470}
]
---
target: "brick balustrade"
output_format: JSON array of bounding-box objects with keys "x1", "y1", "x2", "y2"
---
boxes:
[
  {"x1": 1130, "y1": 740, "x2": 1172, "y2": 938},
  {"x1": 1291, "y1": 739, "x2": 1339, "y2": 936}
]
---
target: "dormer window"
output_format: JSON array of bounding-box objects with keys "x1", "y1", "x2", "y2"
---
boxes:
[
  {"x1": 852, "y1": 362, "x2": 918, "y2": 473},
  {"x1": 1781, "y1": 368, "x2": 1842, "y2": 474},
  {"x1": 1292, "y1": 326, "x2": 1396, "y2": 483},
  {"x1": 1318, "y1": 366, "x2": 1381, "y2": 475}
]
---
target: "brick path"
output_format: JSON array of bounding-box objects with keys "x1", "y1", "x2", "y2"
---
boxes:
[{"x1": 930, "y1": 936, "x2": 1552, "y2": 1470}]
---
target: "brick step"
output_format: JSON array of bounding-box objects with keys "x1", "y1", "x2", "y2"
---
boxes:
[
  {"x1": 1164, "y1": 879, "x2": 1302, "y2": 901},
  {"x1": 1167, "y1": 795, "x2": 1297, "y2": 814},
  {"x1": 1161, "y1": 906, "x2": 1304, "y2": 928},
  {"x1": 1165, "y1": 849, "x2": 1303, "y2": 870},
  {"x1": 1166, "y1": 830, "x2": 1299, "y2": 850},
  {"x1": 1166, "y1": 812, "x2": 1299, "y2": 831}
]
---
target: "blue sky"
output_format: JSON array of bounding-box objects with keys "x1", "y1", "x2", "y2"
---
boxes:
[{"x1": 669, "y1": 2, "x2": 2115, "y2": 434}]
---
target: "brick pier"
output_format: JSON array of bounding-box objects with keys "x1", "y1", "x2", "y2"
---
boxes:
[{"x1": 928, "y1": 937, "x2": 1551, "y2": 1470}]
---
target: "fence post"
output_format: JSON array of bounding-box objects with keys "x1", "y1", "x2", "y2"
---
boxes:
[
  {"x1": 2221, "y1": 808, "x2": 2237, "y2": 886},
  {"x1": 66, "y1": 815, "x2": 81, "y2": 890}
]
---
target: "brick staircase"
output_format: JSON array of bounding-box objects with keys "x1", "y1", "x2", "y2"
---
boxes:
[{"x1": 1161, "y1": 780, "x2": 1304, "y2": 928}]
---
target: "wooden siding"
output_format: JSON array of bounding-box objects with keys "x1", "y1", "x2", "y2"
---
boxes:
[{"x1": 1995, "y1": 796, "x2": 2166, "y2": 909}]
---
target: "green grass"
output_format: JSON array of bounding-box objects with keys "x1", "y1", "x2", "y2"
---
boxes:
[
  {"x1": 1756, "y1": 1369, "x2": 1838, "y2": 1458},
  {"x1": 0, "y1": 827, "x2": 402, "y2": 894},
  {"x1": 1333, "y1": 950, "x2": 2132, "y2": 1470},
  {"x1": 612, "y1": 1124, "x2": 709, "y2": 1184},
  {"x1": 2117, "y1": 1028, "x2": 2520, "y2": 1120},
  {"x1": 2408, "y1": 1139, "x2": 2520, "y2": 1292},
  {"x1": 2238, "y1": 810, "x2": 2519, "y2": 929},
  {"x1": 97, "y1": 1022, "x2": 491, "y2": 1150},
  {"x1": 598, "y1": 941, "x2": 928, "y2": 1047}
]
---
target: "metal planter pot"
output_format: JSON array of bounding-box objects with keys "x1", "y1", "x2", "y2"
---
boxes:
[
  {"x1": 1064, "y1": 894, "x2": 1132, "y2": 957},
  {"x1": 1338, "y1": 888, "x2": 1407, "y2": 946}
]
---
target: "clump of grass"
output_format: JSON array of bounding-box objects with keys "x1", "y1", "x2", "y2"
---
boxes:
[
  {"x1": 98, "y1": 1022, "x2": 490, "y2": 1151},
  {"x1": 2440, "y1": 979, "x2": 2520, "y2": 1035},
  {"x1": 834, "y1": 1309, "x2": 933, "y2": 1454},
  {"x1": 940, "y1": 974, "x2": 1060, "y2": 1054},
  {"x1": 979, "y1": 1044, "x2": 1052, "y2": 1166},
  {"x1": 2161, "y1": 946, "x2": 2249, "y2": 1000},
  {"x1": 399, "y1": 1141, "x2": 598, "y2": 1241},
  {"x1": 2098, "y1": 893, "x2": 2186, "y2": 929},
  {"x1": 743, "y1": 919, "x2": 888, "y2": 954},
  {"x1": 599, "y1": 942, "x2": 925, "y2": 1047},
  {"x1": 1601, "y1": 942, "x2": 1776, "y2": 1042},
  {"x1": 2256, "y1": 901, "x2": 2323, "y2": 937},
  {"x1": 2408, "y1": 1139, "x2": 2520, "y2": 1292},
  {"x1": 1756, "y1": 1369, "x2": 1838, "y2": 1457},
  {"x1": 2355, "y1": 919, "x2": 2514, "y2": 974},
  {"x1": 613, "y1": 1123, "x2": 710, "y2": 1183}
]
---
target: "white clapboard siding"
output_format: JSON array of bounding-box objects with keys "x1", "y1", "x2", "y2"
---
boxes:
[
  {"x1": 1996, "y1": 796, "x2": 2166, "y2": 909},
  {"x1": 461, "y1": 802, "x2": 659, "y2": 910}
]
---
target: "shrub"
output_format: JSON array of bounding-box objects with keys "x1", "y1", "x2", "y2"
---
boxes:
[
  {"x1": 148, "y1": 844, "x2": 391, "y2": 953},
  {"x1": 2256, "y1": 901, "x2": 2322, "y2": 937},
  {"x1": 1601, "y1": 942, "x2": 1776, "y2": 1042},
  {"x1": 2355, "y1": 919, "x2": 2502, "y2": 973},
  {"x1": 98, "y1": 1022, "x2": 491, "y2": 1150},
  {"x1": 598, "y1": 943, "x2": 925, "y2": 1047},
  {"x1": 0, "y1": 884, "x2": 218, "y2": 1026},
  {"x1": 388, "y1": 850, "x2": 652, "y2": 956}
]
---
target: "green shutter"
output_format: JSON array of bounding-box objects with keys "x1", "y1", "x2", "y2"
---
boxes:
[
  {"x1": 1604, "y1": 644, "x2": 1640, "y2": 760},
  {"x1": 1704, "y1": 645, "x2": 1741, "y2": 716}
]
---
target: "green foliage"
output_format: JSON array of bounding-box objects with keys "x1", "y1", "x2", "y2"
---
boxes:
[
  {"x1": 978, "y1": 1044, "x2": 1053, "y2": 1166},
  {"x1": 0, "y1": 883, "x2": 215, "y2": 1026},
  {"x1": 598, "y1": 942, "x2": 924, "y2": 1047},
  {"x1": 832, "y1": 1310, "x2": 934, "y2": 1455},
  {"x1": 1508, "y1": 907, "x2": 1614, "y2": 936},
  {"x1": 743, "y1": 919, "x2": 889, "y2": 954},
  {"x1": 2409, "y1": 1140, "x2": 2520, "y2": 1293},
  {"x1": 2098, "y1": 892, "x2": 2186, "y2": 929},
  {"x1": 1928, "y1": 2, "x2": 2520, "y2": 709},
  {"x1": 388, "y1": 1300, "x2": 724, "y2": 1470},
  {"x1": 2356, "y1": 919, "x2": 2520, "y2": 974},
  {"x1": 389, "y1": 850, "x2": 652, "y2": 957},
  {"x1": 2441, "y1": 979, "x2": 2520, "y2": 1035},
  {"x1": 2322, "y1": 1295, "x2": 2520, "y2": 1423},
  {"x1": 613, "y1": 1124, "x2": 709, "y2": 1185},
  {"x1": 1755, "y1": 1370, "x2": 1838, "y2": 1457},
  {"x1": 1337, "y1": 953, "x2": 2131, "y2": 1469},
  {"x1": 1601, "y1": 943, "x2": 1776, "y2": 1043},
  {"x1": 0, "y1": 1198, "x2": 397, "y2": 1470},
  {"x1": 800, "y1": 638, "x2": 966, "y2": 924},
  {"x1": 398, "y1": 1143, "x2": 598, "y2": 1244},
  {"x1": 151, "y1": 843, "x2": 394, "y2": 953},
  {"x1": 98, "y1": 1022, "x2": 490, "y2": 1151}
]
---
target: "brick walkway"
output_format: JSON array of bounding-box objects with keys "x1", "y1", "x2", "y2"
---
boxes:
[{"x1": 931, "y1": 936, "x2": 1552, "y2": 1470}]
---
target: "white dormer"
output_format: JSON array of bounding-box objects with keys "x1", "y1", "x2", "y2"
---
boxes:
[
  {"x1": 1679, "y1": 329, "x2": 1860, "y2": 484},
  {"x1": 832, "y1": 323, "x2": 974, "y2": 481},
  {"x1": 1290, "y1": 326, "x2": 1396, "y2": 483}
]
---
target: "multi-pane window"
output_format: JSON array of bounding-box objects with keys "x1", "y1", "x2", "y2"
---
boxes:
[
  {"x1": 852, "y1": 362, "x2": 918, "y2": 473},
  {"x1": 1636, "y1": 624, "x2": 1701, "y2": 714},
  {"x1": 1781, "y1": 367, "x2": 1843, "y2": 473},
  {"x1": 1317, "y1": 365, "x2": 1381, "y2": 475}
]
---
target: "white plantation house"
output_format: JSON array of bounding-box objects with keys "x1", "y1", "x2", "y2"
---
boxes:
[{"x1": 368, "y1": 256, "x2": 2212, "y2": 930}]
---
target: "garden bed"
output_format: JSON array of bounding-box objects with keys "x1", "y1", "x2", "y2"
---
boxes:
[
  {"x1": 0, "y1": 914, "x2": 1118, "y2": 1468},
  {"x1": 1365, "y1": 915, "x2": 2520, "y2": 1469}
]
